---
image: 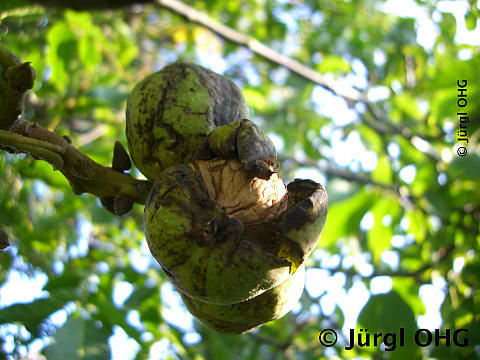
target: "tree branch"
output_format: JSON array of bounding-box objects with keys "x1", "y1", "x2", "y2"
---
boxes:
[
  {"x1": 0, "y1": 45, "x2": 152, "y2": 215},
  {"x1": 30, "y1": 0, "x2": 152, "y2": 10},
  {"x1": 27, "y1": 0, "x2": 441, "y2": 152},
  {"x1": 155, "y1": 0, "x2": 364, "y2": 104},
  {"x1": 0, "y1": 229, "x2": 9, "y2": 250},
  {"x1": 1, "y1": 119, "x2": 152, "y2": 211},
  {"x1": 154, "y1": 0, "x2": 443, "y2": 158}
]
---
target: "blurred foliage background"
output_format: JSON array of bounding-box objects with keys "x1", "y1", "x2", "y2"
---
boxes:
[{"x1": 0, "y1": 0, "x2": 479, "y2": 359}]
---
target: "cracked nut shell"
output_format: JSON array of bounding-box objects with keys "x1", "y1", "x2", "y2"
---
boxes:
[{"x1": 144, "y1": 158, "x2": 327, "y2": 306}]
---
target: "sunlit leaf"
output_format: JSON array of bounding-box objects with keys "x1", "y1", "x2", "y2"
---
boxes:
[
  {"x1": 367, "y1": 197, "x2": 401, "y2": 263},
  {"x1": 316, "y1": 55, "x2": 351, "y2": 74},
  {"x1": 464, "y1": 11, "x2": 477, "y2": 31},
  {"x1": 242, "y1": 88, "x2": 267, "y2": 111},
  {"x1": 371, "y1": 155, "x2": 393, "y2": 184},
  {"x1": 321, "y1": 189, "x2": 377, "y2": 249}
]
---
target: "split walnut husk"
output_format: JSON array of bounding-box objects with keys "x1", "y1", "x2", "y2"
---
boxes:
[
  {"x1": 129, "y1": 62, "x2": 328, "y2": 333},
  {"x1": 144, "y1": 159, "x2": 327, "y2": 313}
]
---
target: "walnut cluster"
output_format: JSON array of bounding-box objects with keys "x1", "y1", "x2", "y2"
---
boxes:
[{"x1": 127, "y1": 63, "x2": 328, "y2": 333}]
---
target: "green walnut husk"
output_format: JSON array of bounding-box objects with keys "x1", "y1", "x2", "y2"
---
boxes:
[
  {"x1": 126, "y1": 62, "x2": 250, "y2": 180},
  {"x1": 180, "y1": 264, "x2": 306, "y2": 334},
  {"x1": 144, "y1": 158, "x2": 328, "y2": 306},
  {"x1": 131, "y1": 62, "x2": 328, "y2": 333},
  {"x1": 145, "y1": 159, "x2": 291, "y2": 305}
]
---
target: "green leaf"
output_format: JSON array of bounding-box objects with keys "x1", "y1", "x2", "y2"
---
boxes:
[
  {"x1": 44, "y1": 265, "x2": 85, "y2": 293},
  {"x1": 124, "y1": 285, "x2": 158, "y2": 309},
  {"x1": 392, "y1": 278, "x2": 425, "y2": 316},
  {"x1": 367, "y1": 197, "x2": 401, "y2": 263},
  {"x1": 358, "y1": 291, "x2": 419, "y2": 358},
  {"x1": 406, "y1": 208, "x2": 427, "y2": 243},
  {"x1": 448, "y1": 153, "x2": 480, "y2": 181},
  {"x1": 79, "y1": 35, "x2": 102, "y2": 71},
  {"x1": 316, "y1": 55, "x2": 351, "y2": 74},
  {"x1": 439, "y1": 13, "x2": 457, "y2": 42},
  {"x1": 0, "y1": 252, "x2": 13, "y2": 284},
  {"x1": 0, "y1": 0, "x2": 30, "y2": 11},
  {"x1": 91, "y1": 294, "x2": 142, "y2": 343},
  {"x1": 242, "y1": 88, "x2": 267, "y2": 111},
  {"x1": 358, "y1": 124, "x2": 384, "y2": 154},
  {"x1": 390, "y1": 93, "x2": 422, "y2": 121},
  {"x1": 464, "y1": 11, "x2": 477, "y2": 31},
  {"x1": 0, "y1": 293, "x2": 72, "y2": 336},
  {"x1": 423, "y1": 191, "x2": 452, "y2": 219},
  {"x1": 45, "y1": 316, "x2": 111, "y2": 360},
  {"x1": 358, "y1": 291, "x2": 416, "y2": 331},
  {"x1": 321, "y1": 189, "x2": 377, "y2": 248},
  {"x1": 324, "y1": 178, "x2": 361, "y2": 204},
  {"x1": 45, "y1": 21, "x2": 76, "y2": 92},
  {"x1": 410, "y1": 161, "x2": 436, "y2": 196},
  {"x1": 371, "y1": 155, "x2": 393, "y2": 184}
]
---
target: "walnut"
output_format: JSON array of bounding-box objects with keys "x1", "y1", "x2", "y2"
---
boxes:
[
  {"x1": 128, "y1": 63, "x2": 328, "y2": 333},
  {"x1": 144, "y1": 158, "x2": 327, "y2": 332}
]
